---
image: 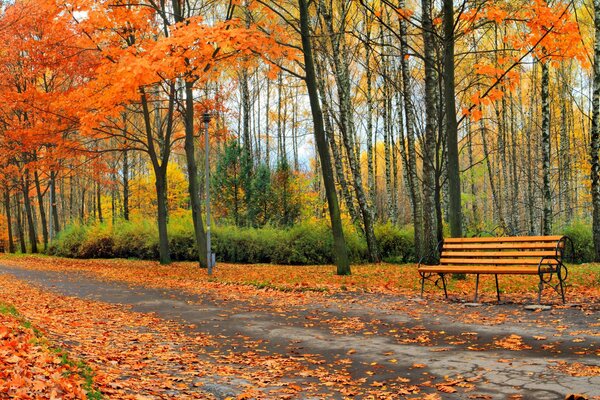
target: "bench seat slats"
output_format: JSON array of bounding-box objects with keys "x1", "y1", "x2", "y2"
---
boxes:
[
  {"x1": 441, "y1": 251, "x2": 557, "y2": 258},
  {"x1": 418, "y1": 235, "x2": 569, "y2": 303},
  {"x1": 443, "y1": 235, "x2": 563, "y2": 243},
  {"x1": 439, "y1": 258, "x2": 559, "y2": 265},
  {"x1": 444, "y1": 243, "x2": 559, "y2": 250},
  {"x1": 418, "y1": 265, "x2": 557, "y2": 274}
]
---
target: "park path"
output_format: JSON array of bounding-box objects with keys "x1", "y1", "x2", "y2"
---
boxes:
[{"x1": 0, "y1": 263, "x2": 598, "y2": 399}]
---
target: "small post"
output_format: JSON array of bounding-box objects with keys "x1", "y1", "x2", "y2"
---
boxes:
[{"x1": 203, "y1": 112, "x2": 214, "y2": 276}]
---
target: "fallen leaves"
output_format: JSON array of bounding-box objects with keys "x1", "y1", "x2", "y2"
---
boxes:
[
  {"x1": 551, "y1": 361, "x2": 600, "y2": 377},
  {"x1": 493, "y1": 334, "x2": 532, "y2": 351},
  {"x1": 2, "y1": 254, "x2": 599, "y2": 305},
  {"x1": 0, "y1": 307, "x2": 87, "y2": 399}
]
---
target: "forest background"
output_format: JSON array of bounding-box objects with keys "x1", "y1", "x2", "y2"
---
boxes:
[{"x1": 0, "y1": 0, "x2": 599, "y2": 274}]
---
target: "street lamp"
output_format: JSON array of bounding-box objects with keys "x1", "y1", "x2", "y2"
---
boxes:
[{"x1": 202, "y1": 112, "x2": 215, "y2": 275}]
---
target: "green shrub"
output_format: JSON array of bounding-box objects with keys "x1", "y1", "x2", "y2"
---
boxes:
[
  {"x1": 48, "y1": 223, "x2": 87, "y2": 258},
  {"x1": 375, "y1": 223, "x2": 415, "y2": 263},
  {"x1": 48, "y1": 218, "x2": 417, "y2": 265},
  {"x1": 78, "y1": 224, "x2": 115, "y2": 258},
  {"x1": 562, "y1": 221, "x2": 594, "y2": 263},
  {"x1": 168, "y1": 217, "x2": 197, "y2": 261},
  {"x1": 113, "y1": 219, "x2": 159, "y2": 260},
  {"x1": 271, "y1": 223, "x2": 332, "y2": 264},
  {"x1": 212, "y1": 225, "x2": 278, "y2": 263}
]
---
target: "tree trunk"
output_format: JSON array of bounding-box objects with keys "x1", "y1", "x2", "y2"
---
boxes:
[
  {"x1": 22, "y1": 174, "x2": 38, "y2": 253},
  {"x1": 4, "y1": 190, "x2": 14, "y2": 253},
  {"x1": 315, "y1": 56, "x2": 360, "y2": 226},
  {"x1": 15, "y1": 194, "x2": 26, "y2": 253},
  {"x1": 442, "y1": 0, "x2": 462, "y2": 238},
  {"x1": 50, "y1": 171, "x2": 59, "y2": 235},
  {"x1": 541, "y1": 61, "x2": 552, "y2": 235},
  {"x1": 123, "y1": 148, "x2": 130, "y2": 220},
  {"x1": 421, "y1": 0, "x2": 438, "y2": 259},
  {"x1": 155, "y1": 168, "x2": 171, "y2": 265},
  {"x1": 591, "y1": 0, "x2": 600, "y2": 261},
  {"x1": 319, "y1": 0, "x2": 379, "y2": 262},
  {"x1": 365, "y1": 18, "x2": 375, "y2": 208},
  {"x1": 97, "y1": 181, "x2": 103, "y2": 223},
  {"x1": 184, "y1": 80, "x2": 208, "y2": 268},
  {"x1": 398, "y1": 0, "x2": 423, "y2": 258},
  {"x1": 559, "y1": 67, "x2": 572, "y2": 224},
  {"x1": 298, "y1": 0, "x2": 350, "y2": 275},
  {"x1": 34, "y1": 171, "x2": 48, "y2": 250}
]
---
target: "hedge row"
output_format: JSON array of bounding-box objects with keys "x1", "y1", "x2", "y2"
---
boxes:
[
  {"x1": 47, "y1": 219, "x2": 415, "y2": 265},
  {"x1": 46, "y1": 218, "x2": 596, "y2": 264}
]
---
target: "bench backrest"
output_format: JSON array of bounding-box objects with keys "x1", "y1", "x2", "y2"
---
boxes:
[{"x1": 440, "y1": 235, "x2": 566, "y2": 268}]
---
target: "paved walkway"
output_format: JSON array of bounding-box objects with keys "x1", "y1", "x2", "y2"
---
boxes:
[{"x1": 0, "y1": 264, "x2": 598, "y2": 399}]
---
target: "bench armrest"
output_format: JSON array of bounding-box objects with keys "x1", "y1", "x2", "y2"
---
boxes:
[{"x1": 418, "y1": 240, "x2": 444, "y2": 268}]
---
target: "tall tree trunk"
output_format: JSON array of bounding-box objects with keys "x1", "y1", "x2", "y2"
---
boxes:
[
  {"x1": 559, "y1": 67, "x2": 572, "y2": 224},
  {"x1": 320, "y1": 0, "x2": 379, "y2": 262},
  {"x1": 479, "y1": 118, "x2": 505, "y2": 228},
  {"x1": 97, "y1": 181, "x2": 103, "y2": 223},
  {"x1": 22, "y1": 174, "x2": 38, "y2": 253},
  {"x1": 123, "y1": 148, "x2": 130, "y2": 221},
  {"x1": 365, "y1": 18, "x2": 376, "y2": 208},
  {"x1": 467, "y1": 120, "x2": 479, "y2": 228},
  {"x1": 183, "y1": 80, "x2": 208, "y2": 268},
  {"x1": 383, "y1": 84, "x2": 393, "y2": 222},
  {"x1": 50, "y1": 171, "x2": 59, "y2": 235},
  {"x1": 315, "y1": 56, "x2": 360, "y2": 225},
  {"x1": 4, "y1": 190, "x2": 14, "y2": 253},
  {"x1": 140, "y1": 87, "x2": 174, "y2": 265},
  {"x1": 421, "y1": 0, "x2": 438, "y2": 259},
  {"x1": 266, "y1": 78, "x2": 271, "y2": 166},
  {"x1": 442, "y1": 0, "x2": 462, "y2": 238},
  {"x1": 541, "y1": 61, "x2": 552, "y2": 235},
  {"x1": 15, "y1": 194, "x2": 26, "y2": 253},
  {"x1": 155, "y1": 168, "x2": 171, "y2": 264},
  {"x1": 298, "y1": 0, "x2": 350, "y2": 275},
  {"x1": 34, "y1": 171, "x2": 48, "y2": 250},
  {"x1": 398, "y1": 0, "x2": 423, "y2": 258},
  {"x1": 591, "y1": 0, "x2": 600, "y2": 261}
]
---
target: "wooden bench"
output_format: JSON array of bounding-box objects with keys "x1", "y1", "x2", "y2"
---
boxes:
[{"x1": 418, "y1": 235, "x2": 573, "y2": 304}]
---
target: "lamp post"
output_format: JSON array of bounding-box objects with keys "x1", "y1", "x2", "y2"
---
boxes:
[{"x1": 202, "y1": 112, "x2": 214, "y2": 275}]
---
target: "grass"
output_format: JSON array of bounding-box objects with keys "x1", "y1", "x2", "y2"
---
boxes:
[{"x1": 0, "y1": 300, "x2": 103, "y2": 399}]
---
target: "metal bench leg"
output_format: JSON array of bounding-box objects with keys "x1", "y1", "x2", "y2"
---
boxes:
[
  {"x1": 538, "y1": 279, "x2": 543, "y2": 305},
  {"x1": 440, "y1": 274, "x2": 448, "y2": 299},
  {"x1": 495, "y1": 274, "x2": 500, "y2": 302},
  {"x1": 558, "y1": 266, "x2": 566, "y2": 304},
  {"x1": 420, "y1": 275, "x2": 425, "y2": 298},
  {"x1": 474, "y1": 274, "x2": 479, "y2": 303}
]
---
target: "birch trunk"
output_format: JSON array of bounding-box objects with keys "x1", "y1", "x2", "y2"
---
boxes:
[
  {"x1": 319, "y1": 0, "x2": 379, "y2": 262},
  {"x1": 541, "y1": 61, "x2": 552, "y2": 235},
  {"x1": 591, "y1": 0, "x2": 600, "y2": 261},
  {"x1": 398, "y1": 0, "x2": 423, "y2": 257},
  {"x1": 421, "y1": 0, "x2": 438, "y2": 259}
]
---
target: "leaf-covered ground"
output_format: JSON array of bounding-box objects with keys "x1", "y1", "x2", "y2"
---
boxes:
[
  {"x1": 0, "y1": 301, "x2": 91, "y2": 399},
  {"x1": 0, "y1": 254, "x2": 598, "y2": 399},
  {"x1": 1, "y1": 254, "x2": 598, "y2": 304}
]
